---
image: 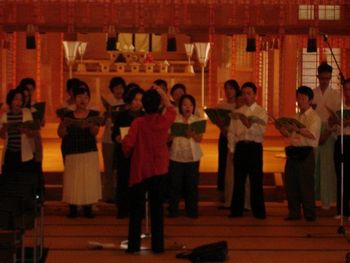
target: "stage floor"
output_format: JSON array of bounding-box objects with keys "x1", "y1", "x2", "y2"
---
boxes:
[
  {"x1": 27, "y1": 202, "x2": 347, "y2": 263},
  {"x1": 11, "y1": 125, "x2": 344, "y2": 263}
]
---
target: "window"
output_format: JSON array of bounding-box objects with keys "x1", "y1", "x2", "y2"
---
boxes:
[
  {"x1": 319, "y1": 5, "x2": 340, "y2": 20},
  {"x1": 298, "y1": 5, "x2": 340, "y2": 20},
  {"x1": 300, "y1": 48, "x2": 341, "y2": 90},
  {"x1": 118, "y1": 33, "x2": 161, "y2": 52},
  {"x1": 298, "y1": 5, "x2": 314, "y2": 20}
]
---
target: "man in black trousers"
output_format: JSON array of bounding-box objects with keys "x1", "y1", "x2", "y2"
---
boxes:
[
  {"x1": 228, "y1": 82, "x2": 268, "y2": 219},
  {"x1": 276, "y1": 86, "x2": 321, "y2": 221}
]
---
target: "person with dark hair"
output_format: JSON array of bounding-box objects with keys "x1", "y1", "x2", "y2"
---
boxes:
[
  {"x1": 58, "y1": 85, "x2": 102, "y2": 218},
  {"x1": 122, "y1": 83, "x2": 141, "y2": 106},
  {"x1": 112, "y1": 86, "x2": 144, "y2": 218},
  {"x1": 16, "y1": 85, "x2": 31, "y2": 108},
  {"x1": 216, "y1": 80, "x2": 240, "y2": 196},
  {"x1": 225, "y1": 89, "x2": 251, "y2": 210},
  {"x1": 329, "y1": 78, "x2": 350, "y2": 219},
  {"x1": 170, "y1": 83, "x2": 204, "y2": 119},
  {"x1": 170, "y1": 83, "x2": 186, "y2": 107},
  {"x1": 122, "y1": 87, "x2": 176, "y2": 254},
  {"x1": 276, "y1": 86, "x2": 321, "y2": 222},
  {"x1": 153, "y1": 79, "x2": 168, "y2": 94},
  {"x1": 60, "y1": 78, "x2": 81, "y2": 111},
  {"x1": 101, "y1": 77, "x2": 126, "y2": 203},
  {"x1": 228, "y1": 82, "x2": 267, "y2": 219},
  {"x1": 18, "y1": 78, "x2": 45, "y2": 198},
  {"x1": 313, "y1": 62, "x2": 339, "y2": 211},
  {"x1": 0, "y1": 89, "x2": 35, "y2": 177},
  {"x1": 108, "y1": 77, "x2": 126, "y2": 93},
  {"x1": 58, "y1": 80, "x2": 100, "y2": 159},
  {"x1": 19, "y1": 78, "x2": 36, "y2": 97},
  {"x1": 168, "y1": 94, "x2": 204, "y2": 218}
]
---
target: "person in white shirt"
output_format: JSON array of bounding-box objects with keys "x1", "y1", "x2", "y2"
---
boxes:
[
  {"x1": 277, "y1": 86, "x2": 321, "y2": 222},
  {"x1": 228, "y1": 82, "x2": 267, "y2": 219},
  {"x1": 168, "y1": 94, "x2": 203, "y2": 218},
  {"x1": 101, "y1": 77, "x2": 126, "y2": 203},
  {"x1": 216, "y1": 80, "x2": 240, "y2": 194},
  {"x1": 312, "y1": 63, "x2": 339, "y2": 210},
  {"x1": 329, "y1": 78, "x2": 350, "y2": 218}
]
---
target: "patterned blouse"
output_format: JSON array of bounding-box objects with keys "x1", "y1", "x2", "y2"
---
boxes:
[{"x1": 6, "y1": 111, "x2": 23, "y2": 152}]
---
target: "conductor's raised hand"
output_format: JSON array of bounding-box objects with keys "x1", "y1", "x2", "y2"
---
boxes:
[{"x1": 153, "y1": 85, "x2": 171, "y2": 107}]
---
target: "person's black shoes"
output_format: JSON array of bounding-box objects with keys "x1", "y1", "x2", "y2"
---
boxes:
[
  {"x1": 83, "y1": 205, "x2": 95, "y2": 218},
  {"x1": 67, "y1": 205, "x2": 77, "y2": 218},
  {"x1": 284, "y1": 216, "x2": 301, "y2": 221},
  {"x1": 305, "y1": 216, "x2": 316, "y2": 222}
]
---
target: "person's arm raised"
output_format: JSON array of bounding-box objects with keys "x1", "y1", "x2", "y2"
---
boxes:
[{"x1": 154, "y1": 86, "x2": 171, "y2": 108}]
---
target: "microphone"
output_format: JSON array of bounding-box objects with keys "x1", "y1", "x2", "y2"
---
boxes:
[{"x1": 319, "y1": 32, "x2": 329, "y2": 41}]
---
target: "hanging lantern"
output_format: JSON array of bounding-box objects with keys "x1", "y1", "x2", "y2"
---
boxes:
[
  {"x1": 194, "y1": 42, "x2": 211, "y2": 67},
  {"x1": 184, "y1": 43, "x2": 194, "y2": 73},
  {"x1": 26, "y1": 24, "x2": 36, "y2": 49},
  {"x1": 194, "y1": 42, "x2": 211, "y2": 108},
  {"x1": 246, "y1": 26, "x2": 256, "y2": 52},
  {"x1": 77, "y1": 42, "x2": 88, "y2": 72},
  {"x1": 307, "y1": 27, "x2": 317, "y2": 53},
  {"x1": 106, "y1": 25, "x2": 117, "y2": 51},
  {"x1": 273, "y1": 38, "x2": 279, "y2": 50},
  {"x1": 63, "y1": 40, "x2": 80, "y2": 78},
  {"x1": 167, "y1": 26, "x2": 177, "y2": 52},
  {"x1": 63, "y1": 41, "x2": 80, "y2": 65}
]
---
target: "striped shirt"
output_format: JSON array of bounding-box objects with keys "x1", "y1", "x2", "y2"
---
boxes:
[{"x1": 6, "y1": 111, "x2": 23, "y2": 152}]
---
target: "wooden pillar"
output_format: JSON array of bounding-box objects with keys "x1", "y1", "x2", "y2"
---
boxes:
[
  {"x1": 208, "y1": 33, "x2": 218, "y2": 107},
  {"x1": 268, "y1": 49, "x2": 281, "y2": 117},
  {"x1": 280, "y1": 35, "x2": 299, "y2": 117}
]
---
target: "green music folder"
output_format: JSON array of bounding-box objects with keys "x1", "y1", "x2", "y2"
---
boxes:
[{"x1": 171, "y1": 120, "x2": 207, "y2": 137}]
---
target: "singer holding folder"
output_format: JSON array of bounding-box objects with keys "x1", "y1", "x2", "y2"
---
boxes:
[
  {"x1": 58, "y1": 85, "x2": 102, "y2": 218},
  {"x1": 112, "y1": 85, "x2": 144, "y2": 218},
  {"x1": 0, "y1": 89, "x2": 36, "y2": 177},
  {"x1": 228, "y1": 82, "x2": 267, "y2": 219},
  {"x1": 277, "y1": 86, "x2": 321, "y2": 221}
]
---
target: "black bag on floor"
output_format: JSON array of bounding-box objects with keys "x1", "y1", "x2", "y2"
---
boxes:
[{"x1": 176, "y1": 241, "x2": 228, "y2": 262}]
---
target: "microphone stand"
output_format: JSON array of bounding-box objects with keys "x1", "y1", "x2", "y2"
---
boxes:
[{"x1": 322, "y1": 34, "x2": 346, "y2": 236}]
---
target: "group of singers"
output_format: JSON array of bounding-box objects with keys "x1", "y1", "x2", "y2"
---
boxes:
[
  {"x1": 0, "y1": 61, "x2": 349, "y2": 253},
  {"x1": 217, "y1": 62, "x2": 350, "y2": 222}
]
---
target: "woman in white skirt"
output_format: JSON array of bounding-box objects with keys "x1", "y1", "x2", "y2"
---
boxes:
[{"x1": 58, "y1": 84, "x2": 102, "y2": 218}]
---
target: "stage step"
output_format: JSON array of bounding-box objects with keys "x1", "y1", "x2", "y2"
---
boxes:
[{"x1": 43, "y1": 172, "x2": 285, "y2": 202}]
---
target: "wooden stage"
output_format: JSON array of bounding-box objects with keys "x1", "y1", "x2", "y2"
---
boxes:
[
  {"x1": 6, "y1": 123, "x2": 349, "y2": 263},
  {"x1": 32, "y1": 204, "x2": 349, "y2": 263}
]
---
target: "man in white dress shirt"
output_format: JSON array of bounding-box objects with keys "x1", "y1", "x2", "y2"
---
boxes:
[
  {"x1": 277, "y1": 86, "x2": 321, "y2": 221},
  {"x1": 229, "y1": 82, "x2": 267, "y2": 219},
  {"x1": 312, "y1": 63, "x2": 339, "y2": 210}
]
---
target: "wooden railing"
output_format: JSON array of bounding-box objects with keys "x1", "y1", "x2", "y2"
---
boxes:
[{"x1": 75, "y1": 57, "x2": 195, "y2": 76}]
